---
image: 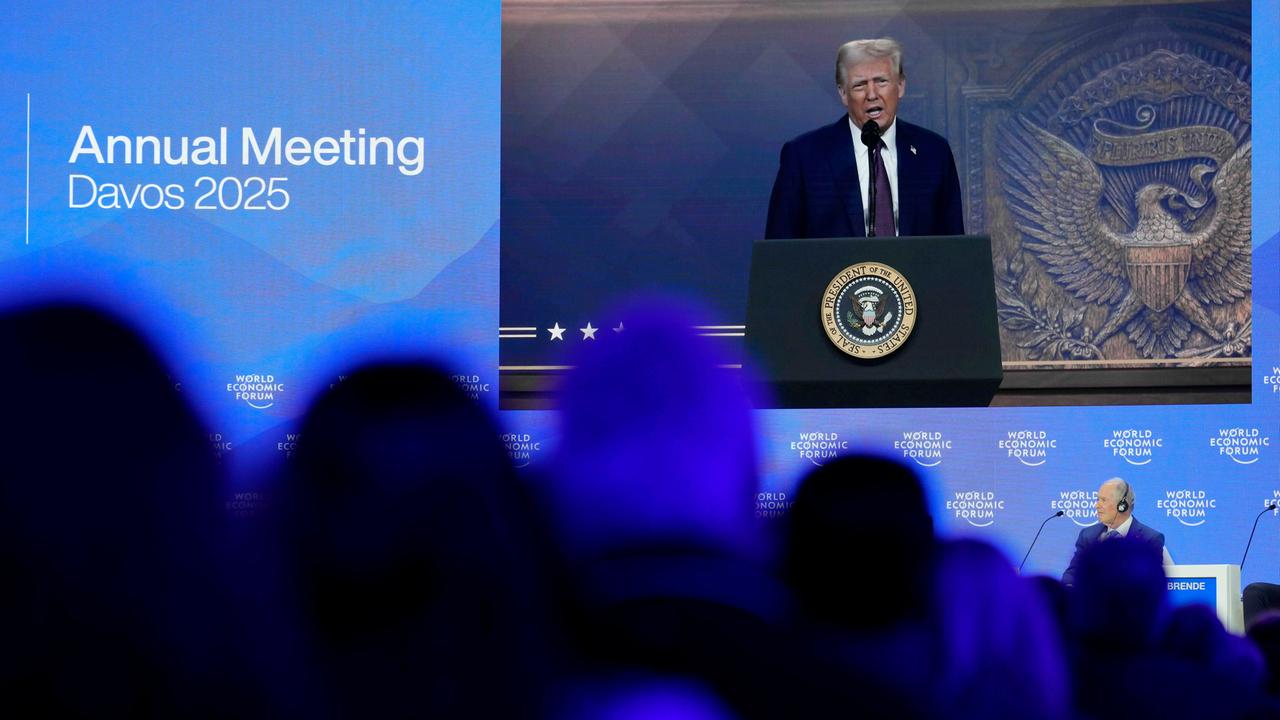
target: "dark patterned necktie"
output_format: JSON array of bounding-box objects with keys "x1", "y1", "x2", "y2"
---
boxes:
[
  {"x1": 871, "y1": 140, "x2": 895, "y2": 237},
  {"x1": 1102, "y1": 529, "x2": 1120, "y2": 541}
]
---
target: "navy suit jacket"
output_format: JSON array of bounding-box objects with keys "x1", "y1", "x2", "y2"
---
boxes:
[
  {"x1": 1061, "y1": 517, "x2": 1166, "y2": 587},
  {"x1": 764, "y1": 116, "x2": 965, "y2": 240}
]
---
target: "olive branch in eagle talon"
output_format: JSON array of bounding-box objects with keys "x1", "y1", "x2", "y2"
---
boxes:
[
  {"x1": 995, "y1": 256, "x2": 1101, "y2": 360},
  {"x1": 1173, "y1": 319, "x2": 1252, "y2": 359},
  {"x1": 1000, "y1": 115, "x2": 1250, "y2": 356}
]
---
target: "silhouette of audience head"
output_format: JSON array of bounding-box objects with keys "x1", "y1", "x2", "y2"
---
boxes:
[
  {"x1": 0, "y1": 302, "x2": 231, "y2": 714},
  {"x1": 277, "y1": 361, "x2": 544, "y2": 716},
  {"x1": 1162, "y1": 603, "x2": 1264, "y2": 692},
  {"x1": 551, "y1": 296, "x2": 761, "y2": 563},
  {"x1": 0, "y1": 302, "x2": 213, "y2": 486},
  {"x1": 7, "y1": 300, "x2": 1276, "y2": 717},
  {"x1": 1030, "y1": 575, "x2": 1071, "y2": 635},
  {"x1": 1247, "y1": 611, "x2": 1280, "y2": 698},
  {"x1": 785, "y1": 453, "x2": 934, "y2": 628},
  {"x1": 932, "y1": 539, "x2": 1069, "y2": 718},
  {"x1": 1070, "y1": 534, "x2": 1171, "y2": 653},
  {"x1": 552, "y1": 673, "x2": 739, "y2": 720},
  {"x1": 546, "y1": 297, "x2": 796, "y2": 718}
]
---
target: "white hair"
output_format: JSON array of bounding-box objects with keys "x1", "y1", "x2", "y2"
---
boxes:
[
  {"x1": 1103, "y1": 477, "x2": 1134, "y2": 509},
  {"x1": 836, "y1": 37, "x2": 904, "y2": 87}
]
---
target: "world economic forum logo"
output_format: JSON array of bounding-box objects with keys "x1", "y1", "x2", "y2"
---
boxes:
[
  {"x1": 1102, "y1": 428, "x2": 1163, "y2": 466},
  {"x1": 1264, "y1": 366, "x2": 1280, "y2": 394},
  {"x1": 502, "y1": 433, "x2": 542, "y2": 469},
  {"x1": 997, "y1": 430, "x2": 1057, "y2": 467},
  {"x1": 895, "y1": 431, "x2": 952, "y2": 467},
  {"x1": 1051, "y1": 489, "x2": 1100, "y2": 527},
  {"x1": 946, "y1": 490, "x2": 1006, "y2": 528},
  {"x1": 1156, "y1": 489, "x2": 1217, "y2": 527},
  {"x1": 227, "y1": 373, "x2": 285, "y2": 410},
  {"x1": 790, "y1": 432, "x2": 848, "y2": 467},
  {"x1": 277, "y1": 432, "x2": 300, "y2": 460},
  {"x1": 208, "y1": 432, "x2": 231, "y2": 461},
  {"x1": 452, "y1": 373, "x2": 492, "y2": 402},
  {"x1": 756, "y1": 492, "x2": 794, "y2": 519},
  {"x1": 225, "y1": 491, "x2": 268, "y2": 519},
  {"x1": 1209, "y1": 427, "x2": 1270, "y2": 465}
]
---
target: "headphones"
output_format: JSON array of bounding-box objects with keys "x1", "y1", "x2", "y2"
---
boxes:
[{"x1": 1115, "y1": 480, "x2": 1132, "y2": 514}]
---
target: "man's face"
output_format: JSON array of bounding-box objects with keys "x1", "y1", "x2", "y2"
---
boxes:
[
  {"x1": 1095, "y1": 482, "x2": 1121, "y2": 527},
  {"x1": 838, "y1": 56, "x2": 905, "y2": 130}
]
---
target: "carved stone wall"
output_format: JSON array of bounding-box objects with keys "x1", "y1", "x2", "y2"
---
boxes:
[{"x1": 954, "y1": 8, "x2": 1250, "y2": 368}]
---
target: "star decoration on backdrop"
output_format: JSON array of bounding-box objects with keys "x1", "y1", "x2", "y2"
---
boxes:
[
  {"x1": 507, "y1": 320, "x2": 740, "y2": 342},
  {"x1": 511, "y1": 320, "x2": 741, "y2": 342}
]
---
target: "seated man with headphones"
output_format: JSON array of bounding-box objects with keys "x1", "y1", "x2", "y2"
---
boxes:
[{"x1": 1062, "y1": 478, "x2": 1171, "y2": 586}]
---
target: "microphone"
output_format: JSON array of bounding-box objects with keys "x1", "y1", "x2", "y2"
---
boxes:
[
  {"x1": 861, "y1": 120, "x2": 880, "y2": 237},
  {"x1": 1019, "y1": 510, "x2": 1064, "y2": 575},
  {"x1": 860, "y1": 119, "x2": 881, "y2": 147},
  {"x1": 1239, "y1": 502, "x2": 1278, "y2": 570}
]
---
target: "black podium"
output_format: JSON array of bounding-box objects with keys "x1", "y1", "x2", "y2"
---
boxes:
[{"x1": 745, "y1": 235, "x2": 1002, "y2": 408}]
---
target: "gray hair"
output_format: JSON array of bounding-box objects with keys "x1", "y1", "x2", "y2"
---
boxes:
[
  {"x1": 1103, "y1": 477, "x2": 1134, "y2": 509},
  {"x1": 835, "y1": 38, "x2": 904, "y2": 87}
]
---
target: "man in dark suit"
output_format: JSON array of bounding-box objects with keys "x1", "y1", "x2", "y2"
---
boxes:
[
  {"x1": 1062, "y1": 478, "x2": 1169, "y2": 587},
  {"x1": 765, "y1": 37, "x2": 964, "y2": 240},
  {"x1": 1243, "y1": 582, "x2": 1280, "y2": 627}
]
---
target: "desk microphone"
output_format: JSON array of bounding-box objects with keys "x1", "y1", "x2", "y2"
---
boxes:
[
  {"x1": 1019, "y1": 510, "x2": 1064, "y2": 574},
  {"x1": 1240, "y1": 502, "x2": 1278, "y2": 570},
  {"x1": 860, "y1": 120, "x2": 881, "y2": 236}
]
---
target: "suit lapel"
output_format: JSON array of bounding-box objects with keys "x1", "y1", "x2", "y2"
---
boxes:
[
  {"x1": 1128, "y1": 519, "x2": 1145, "y2": 540},
  {"x1": 1092, "y1": 523, "x2": 1107, "y2": 543},
  {"x1": 895, "y1": 121, "x2": 915, "y2": 237},
  {"x1": 825, "y1": 117, "x2": 865, "y2": 237}
]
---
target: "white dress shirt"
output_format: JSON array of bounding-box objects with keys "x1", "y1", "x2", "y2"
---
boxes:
[{"x1": 847, "y1": 117, "x2": 899, "y2": 235}]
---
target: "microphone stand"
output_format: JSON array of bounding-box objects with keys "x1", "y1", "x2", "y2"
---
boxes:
[
  {"x1": 1240, "y1": 503, "x2": 1278, "y2": 570},
  {"x1": 1019, "y1": 510, "x2": 1064, "y2": 575},
  {"x1": 861, "y1": 120, "x2": 880, "y2": 237}
]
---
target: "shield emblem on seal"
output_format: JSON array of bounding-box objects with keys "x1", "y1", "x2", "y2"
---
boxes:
[{"x1": 1123, "y1": 243, "x2": 1191, "y2": 312}]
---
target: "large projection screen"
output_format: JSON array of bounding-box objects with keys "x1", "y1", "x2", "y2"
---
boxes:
[{"x1": 498, "y1": 0, "x2": 1279, "y2": 583}]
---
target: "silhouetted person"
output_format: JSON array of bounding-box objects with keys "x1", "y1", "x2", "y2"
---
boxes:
[
  {"x1": 1029, "y1": 575, "x2": 1073, "y2": 649},
  {"x1": 1070, "y1": 537, "x2": 1270, "y2": 718},
  {"x1": 550, "y1": 673, "x2": 740, "y2": 720},
  {"x1": 0, "y1": 303, "x2": 245, "y2": 717},
  {"x1": 1246, "y1": 583, "x2": 1280, "y2": 627},
  {"x1": 272, "y1": 362, "x2": 553, "y2": 718},
  {"x1": 1248, "y1": 611, "x2": 1280, "y2": 699},
  {"x1": 930, "y1": 539, "x2": 1069, "y2": 720},
  {"x1": 547, "y1": 297, "x2": 821, "y2": 718},
  {"x1": 1070, "y1": 536, "x2": 1170, "y2": 657},
  {"x1": 780, "y1": 454, "x2": 937, "y2": 716},
  {"x1": 785, "y1": 454, "x2": 934, "y2": 629},
  {"x1": 1160, "y1": 604, "x2": 1264, "y2": 699}
]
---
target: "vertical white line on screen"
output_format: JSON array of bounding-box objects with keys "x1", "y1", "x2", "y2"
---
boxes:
[{"x1": 26, "y1": 93, "x2": 31, "y2": 245}]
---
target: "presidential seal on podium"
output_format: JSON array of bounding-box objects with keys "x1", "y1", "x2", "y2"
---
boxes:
[{"x1": 821, "y1": 262, "x2": 916, "y2": 358}]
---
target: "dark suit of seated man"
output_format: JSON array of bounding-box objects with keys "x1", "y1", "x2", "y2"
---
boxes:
[
  {"x1": 1062, "y1": 478, "x2": 1168, "y2": 587},
  {"x1": 1243, "y1": 582, "x2": 1280, "y2": 627},
  {"x1": 765, "y1": 37, "x2": 964, "y2": 241}
]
